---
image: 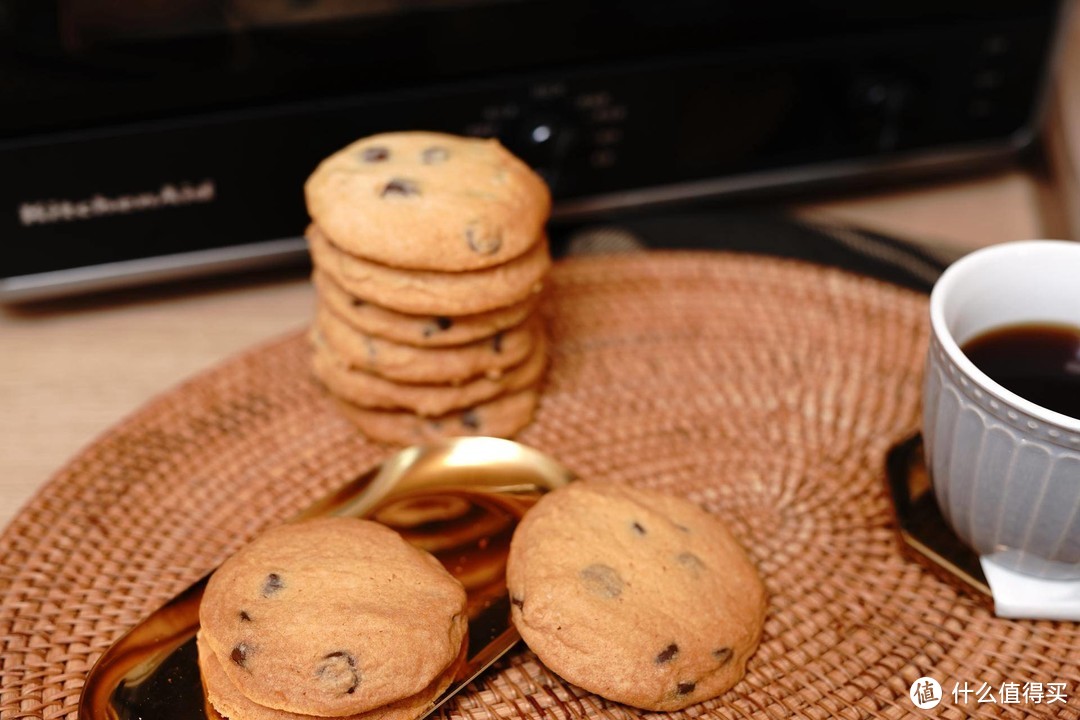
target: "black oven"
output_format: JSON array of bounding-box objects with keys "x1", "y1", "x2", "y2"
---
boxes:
[{"x1": 0, "y1": 0, "x2": 1067, "y2": 300}]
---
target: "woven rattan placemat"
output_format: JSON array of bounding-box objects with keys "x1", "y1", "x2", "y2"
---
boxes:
[{"x1": 2, "y1": 252, "x2": 1078, "y2": 720}]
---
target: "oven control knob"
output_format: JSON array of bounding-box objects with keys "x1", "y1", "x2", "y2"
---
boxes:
[
  {"x1": 850, "y1": 74, "x2": 915, "y2": 152},
  {"x1": 511, "y1": 116, "x2": 577, "y2": 191}
]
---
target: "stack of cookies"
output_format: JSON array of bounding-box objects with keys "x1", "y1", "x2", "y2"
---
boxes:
[
  {"x1": 197, "y1": 518, "x2": 468, "y2": 720},
  {"x1": 303, "y1": 131, "x2": 552, "y2": 445}
]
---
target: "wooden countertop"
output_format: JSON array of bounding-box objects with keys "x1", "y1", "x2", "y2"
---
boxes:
[{"x1": 2, "y1": 8, "x2": 1078, "y2": 532}]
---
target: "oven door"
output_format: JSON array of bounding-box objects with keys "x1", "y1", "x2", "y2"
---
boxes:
[{"x1": 0, "y1": 0, "x2": 1066, "y2": 300}]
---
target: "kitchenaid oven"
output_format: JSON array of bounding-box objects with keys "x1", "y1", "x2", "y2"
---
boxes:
[{"x1": 0, "y1": 0, "x2": 1067, "y2": 300}]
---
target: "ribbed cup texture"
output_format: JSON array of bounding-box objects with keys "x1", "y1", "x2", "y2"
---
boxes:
[{"x1": 923, "y1": 335, "x2": 1080, "y2": 579}]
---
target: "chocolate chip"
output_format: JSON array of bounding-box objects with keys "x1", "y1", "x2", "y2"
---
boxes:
[
  {"x1": 422, "y1": 146, "x2": 449, "y2": 164},
  {"x1": 676, "y1": 552, "x2": 705, "y2": 575},
  {"x1": 239, "y1": 611, "x2": 251, "y2": 622},
  {"x1": 231, "y1": 643, "x2": 250, "y2": 668},
  {"x1": 511, "y1": 596, "x2": 524, "y2": 609},
  {"x1": 316, "y1": 651, "x2": 360, "y2": 695},
  {"x1": 631, "y1": 521, "x2": 647, "y2": 536},
  {"x1": 656, "y1": 643, "x2": 679, "y2": 663},
  {"x1": 461, "y1": 409, "x2": 480, "y2": 430},
  {"x1": 492, "y1": 332, "x2": 504, "y2": 354},
  {"x1": 579, "y1": 563, "x2": 623, "y2": 598},
  {"x1": 676, "y1": 682, "x2": 696, "y2": 696},
  {"x1": 350, "y1": 297, "x2": 365, "y2": 308},
  {"x1": 381, "y1": 178, "x2": 419, "y2": 197},
  {"x1": 361, "y1": 146, "x2": 389, "y2": 163},
  {"x1": 422, "y1": 316, "x2": 454, "y2": 339},
  {"x1": 713, "y1": 647, "x2": 733, "y2": 665},
  {"x1": 262, "y1": 573, "x2": 284, "y2": 597},
  {"x1": 464, "y1": 224, "x2": 502, "y2": 255}
]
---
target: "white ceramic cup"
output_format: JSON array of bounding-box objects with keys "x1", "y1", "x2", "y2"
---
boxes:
[{"x1": 923, "y1": 240, "x2": 1080, "y2": 580}]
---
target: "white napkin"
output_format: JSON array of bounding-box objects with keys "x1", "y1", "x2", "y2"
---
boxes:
[{"x1": 981, "y1": 556, "x2": 1080, "y2": 621}]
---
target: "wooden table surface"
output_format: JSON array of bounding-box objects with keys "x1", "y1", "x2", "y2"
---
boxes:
[{"x1": 3, "y1": 8, "x2": 1078, "y2": 533}]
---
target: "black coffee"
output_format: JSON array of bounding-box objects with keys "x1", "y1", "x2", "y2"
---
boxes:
[{"x1": 960, "y1": 322, "x2": 1080, "y2": 420}]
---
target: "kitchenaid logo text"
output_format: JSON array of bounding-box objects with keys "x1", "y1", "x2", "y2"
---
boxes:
[{"x1": 17, "y1": 180, "x2": 216, "y2": 226}]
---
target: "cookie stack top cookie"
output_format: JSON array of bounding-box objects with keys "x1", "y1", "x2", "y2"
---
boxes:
[{"x1": 305, "y1": 131, "x2": 551, "y2": 272}]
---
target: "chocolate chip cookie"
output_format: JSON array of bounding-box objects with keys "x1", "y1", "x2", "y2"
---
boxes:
[
  {"x1": 313, "y1": 271, "x2": 540, "y2": 348},
  {"x1": 311, "y1": 329, "x2": 548, "y2": 417},
  {"x1": 305, "y1": 132, "x2": 550, "y2": 272},
  {"x1": 334, "y1": 385, "x2": 540, "y2": 445},
  {"x1": 197, "y1": 631, "x2": 466, "y2": 720},
  {"x1": 506, "y1": 482, "x2": 766, "y2": 711},
  {"x1": 307, "y1": 225, "x2": 550, "y2": 316},
  {"x1": 199, "y1": 518, "x2": 468, "y2": 717},
  {"x1": 316, "y1": 306, "x2": 541, "y2": 384}
]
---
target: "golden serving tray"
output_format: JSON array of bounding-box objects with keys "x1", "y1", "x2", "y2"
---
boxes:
[{"x1": 78, "y1": 437, "x2": 574, "y2": 720}]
